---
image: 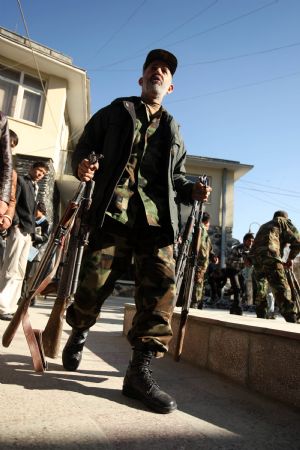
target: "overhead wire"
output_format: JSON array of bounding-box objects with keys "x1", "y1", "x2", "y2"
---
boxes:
[
  {"x1": 93, "y1": 0, "x2": 279, "y2": 70},
  {"x1": 182, "y1": 41, "x2": 300, "y2": 67},
  {"x1": 237, "y1": 179, "x2": 300, "y2": 195},
  {"x1": 16, "y1": 0, "x2": 63, "y2": 148},
  {"x1": 236, "y1": 190, "x2": 300, "y2": 215},
  {"x1": 236, "y1": 186, "x2": 300, "y2": 198},
  {"x1": 86, "y1": 0, "x2": 219, "y2": 71},
  {"x1": 160, "y1": 0, "x2": 279, "y2": 50},
  {"x1": 168, "y1": 70, "x2": 300, "y2": 104},
  {"x1": 131, "y1": 0, "x2": 219, "y2": 55},
  {"x1": 88, "y1": 0, "x2": 147, "y2": 60},
  {"x1": 88, "y1": 39, "x2": 300, "y2": 72}
]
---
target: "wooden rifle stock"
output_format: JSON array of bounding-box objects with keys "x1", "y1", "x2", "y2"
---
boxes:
[
  {"x1": 2, "y1": 181, "x2": 87, "y2": 349},
  {"x1": 2, "y1": 152, "x2": 102, "y2": 371},
  {"x1": 42, "y1": 180, "x2": 94, "y2": 358},
  {"x1": 174, "y1": 175, "x2": 208, "y2": 361}
]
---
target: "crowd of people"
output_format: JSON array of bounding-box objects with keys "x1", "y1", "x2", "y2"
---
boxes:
[
  {"x1": 1, "y1": 48, "x2": 300, "y2": 416},
  {"x1": 191, "y1": 211, "x2": 300, "y2": 324},
  {"x1": 0, "y1": 120, "x2": 49, "y2": 320}
]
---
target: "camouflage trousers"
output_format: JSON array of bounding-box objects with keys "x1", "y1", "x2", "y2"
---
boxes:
[
  {"x1": 252, "y1": 258, "x2": 296, "y2": 318},
  {"x1": 191, "y1": 266, "x2": 207, "y2": 308},
  {"x1": 66, "y1": 218, "x2": 176, "y2": 355}
]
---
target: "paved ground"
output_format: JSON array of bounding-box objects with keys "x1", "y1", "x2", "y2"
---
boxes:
[{"x1": 1, "y1": 296, "x2": 300, "y2": 450}]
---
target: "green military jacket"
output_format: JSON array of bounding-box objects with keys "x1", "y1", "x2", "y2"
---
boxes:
[
  {"x1": 197, "y1": 224, "x2": 213, "y2": 270},
  {"x1": 250, "y1": 216, "x2": 300, "y2": 263},
  {"x1": 72, "y1": 96, "x2": 194, "y2": 240}
]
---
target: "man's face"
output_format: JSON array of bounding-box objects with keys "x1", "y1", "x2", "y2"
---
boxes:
[
  {"x1": 140, "y1": 60, "x2": 174, "y2": 99},
  {"x1": 30, "y1": 166, "x2": 47, "y2": 182},
  {"x1": 244, "y1": 238, "x2": 254, "y2": 249}
]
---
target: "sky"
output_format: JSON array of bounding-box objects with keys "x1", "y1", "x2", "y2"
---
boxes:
[{"x1": 1, "y1": 0, "x2": 300, "y2": 241}]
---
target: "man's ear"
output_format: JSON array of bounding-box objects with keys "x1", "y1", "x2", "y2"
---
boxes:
[
  {"x1": 138, "y1": 77, "x2": 143, "y2": 86},
  {"x1": 167, "y1": 83, "x2": 174, "y2": 95}
]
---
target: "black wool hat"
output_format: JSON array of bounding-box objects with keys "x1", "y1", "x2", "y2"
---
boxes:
[{"x1": 143, "y1": 49, "x2": 177, "y2": 75}]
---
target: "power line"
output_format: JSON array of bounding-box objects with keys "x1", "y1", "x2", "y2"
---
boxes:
[
  {"x1": 162, "y1": 0, "x2": 279, "y2": 49},
  {"x1": 16, "y1": 0, "x2": 62, "y2": 147},
  {"x1": 132, "y1": 0, "x2": 219, "y2": 54},
  {"x1": 93, "y1": 0, "x2": 278, "y2": 70},
  {"x1": 88, "y1": 39, "x2": 300, "y2": 72},
  {"x1": 236, "y1": 186, "x2": 300, "y2": 198},
  {"x1": 182, "y1": 41, "x2": 300, "y2": 67},
  {"x1": 89, "y1": 0, "x2": 147, "y2": 60},
  {"x1": 238, "y1": 179, "x2": 300, "y2": 195},
  {"x1": 168, "y1": 69, "x2": 300, "y2": 104},
  {"x1": 87, "y1": 0, "x2": 219, "y2": 71},
  {"x1": 236, "y1": 190, "x2": 300, "y2": 214}
]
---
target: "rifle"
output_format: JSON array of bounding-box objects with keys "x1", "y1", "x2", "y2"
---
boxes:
[
  {"x1": 42, "y1": 179, "x2": 94, "y2": 359},
  {"x1": 174, "y1": 175, "x2": 208, "y2": 361},
  {"x1": 285, "y1": 267, "x2": 300, "y2": 316},
  {"x1": 2, "y1": 152, "x2": 101, "y2": 371}
]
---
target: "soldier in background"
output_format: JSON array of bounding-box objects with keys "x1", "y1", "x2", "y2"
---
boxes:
[
  {"x1": 225, "y1": 232, "x2": 254, "y2": 315},
  {"x1": 191, "y1": 212, "x2": 218, "y2": 309},
  {"x1": 249, "y1": 211, "x2": 300, "y2": 323}
]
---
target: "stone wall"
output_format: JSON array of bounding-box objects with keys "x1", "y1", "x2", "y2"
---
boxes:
[{"x1": 123, "y1": 304, "x2": 300, "y2": 409}]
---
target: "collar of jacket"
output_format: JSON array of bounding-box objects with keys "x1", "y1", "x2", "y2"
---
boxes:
[{"x1": 111, "y1": 96, "x2": 171, "y2": 121}]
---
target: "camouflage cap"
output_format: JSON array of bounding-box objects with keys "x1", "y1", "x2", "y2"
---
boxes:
[
  {"x1": 273, "y1": 210, "x2": 288, "y2": 219},
  {"x1": 143, "y1": 49, "x2": 177, "y2": 75}
]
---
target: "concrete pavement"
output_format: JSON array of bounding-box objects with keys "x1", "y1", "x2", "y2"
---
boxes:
[{"x1": 1, "y1": 296, "x2": 300, "y2": 450}]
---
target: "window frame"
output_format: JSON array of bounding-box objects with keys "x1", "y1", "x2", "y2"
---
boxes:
[{"x1": 0, "y1": 63, "x2": 46, "y2": 126}]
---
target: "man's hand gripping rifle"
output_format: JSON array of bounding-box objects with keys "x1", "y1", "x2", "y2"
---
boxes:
[
  {"x1": 174, "y1": 175, "x2": 208, "y2": 361},
  {"x1": 2, "y1": 152, "x2": 102, "y2": 372}
]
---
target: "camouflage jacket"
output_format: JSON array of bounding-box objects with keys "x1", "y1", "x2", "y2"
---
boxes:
[
  {"x1": 197, "y1": 224, "x2": 213, "y2": 270},
  {"x1": 72, "y1": 96, "x2": 194, "y2": 240},
  {"x1": 0, "y1": 111, "x2": 13, "y2": 204},
  {"x1": 249, "y1": 216, "x2": 300, "y2": 262},
  {"x1": 226, "y1": 243, "x2": 250, "y2": 272}
]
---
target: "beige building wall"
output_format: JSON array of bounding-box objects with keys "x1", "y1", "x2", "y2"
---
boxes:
[
  {"x1": 0, "y1": 26, "x2": 89, "y2": 178},
  {"x1": 7, "y1": 73, "x2": 69, "y2": 172},
  {"x1": 185, "y1": 157, "x2": 240, "y2": 230}
]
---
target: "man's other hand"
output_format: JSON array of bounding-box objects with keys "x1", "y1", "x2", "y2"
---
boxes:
[
  {"x1": 77, "y1": 158, "x2": 100, "y2": 181},
  {"x1": 192, "y1": 181, "x2": 212, "y2": 202}
]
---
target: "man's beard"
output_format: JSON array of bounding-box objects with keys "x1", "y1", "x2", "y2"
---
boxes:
[{"x1": 144, "y1": 80, "x2": 167, "y2": 98}]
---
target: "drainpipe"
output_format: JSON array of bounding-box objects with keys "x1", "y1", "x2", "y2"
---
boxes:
[{"x1": 220, "y1": 168, "x2": 227, "y2": 268}]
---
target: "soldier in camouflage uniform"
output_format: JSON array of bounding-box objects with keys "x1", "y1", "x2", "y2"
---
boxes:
[
  {"x1": 191, "y1": 212, "x2": 218, "y2": 309},
  {"x1": 249, "y1": 210, "x2": 300, "y2": 323},
  {"x1": 62, "y1": 49, "x2": 211, "y2": 414},
  {"x1": 225, "y1": 233, "x2": 254, "y2": 315}
]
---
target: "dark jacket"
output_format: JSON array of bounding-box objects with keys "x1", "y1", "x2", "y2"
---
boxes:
[
  {"x1": 0, "y1": 111, "x2": 13, "y2": 204},
  {"x1": 13, "y1": 174, "x2": 37, "y2": 234},
  {"x1": 72, "y1": 96, "x2": 194, "y2": 239}
]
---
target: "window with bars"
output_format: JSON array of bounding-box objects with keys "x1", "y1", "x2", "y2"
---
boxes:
[{"x1": 0, "y1": 64, "x2": 46, "y2": 125}]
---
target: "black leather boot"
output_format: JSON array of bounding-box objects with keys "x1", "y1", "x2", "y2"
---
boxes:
[
  {"x1": 62, "y1": 329, "x2": 89, "y2": 371},
  {"x1": 282, "y1": 312, "x2": 299, "y2": 323},
  {"x1": 122, "y1": 349, "x2": 177, "y2": 414},
  {"x1": 229, "y1": 306, "x2": 243, "y2": 315},
  {"x1": 230, "y1": 294, "x2": 243, "y2": 315}
]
